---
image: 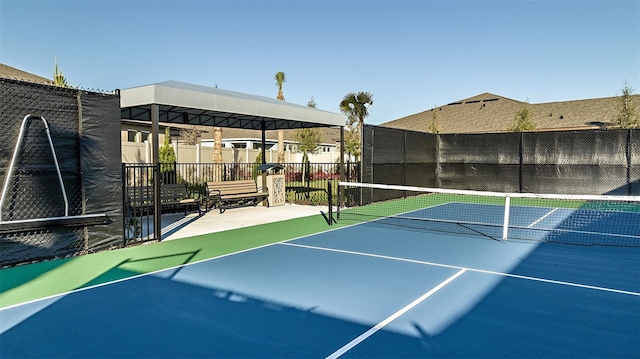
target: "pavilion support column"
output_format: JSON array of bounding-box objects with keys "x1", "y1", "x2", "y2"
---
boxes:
[
  {"x1": 151, "y1": 104, "x2": 162, "y2": 241},
  {"x1": 339, "y1": 126, "x2": 345, "y2": 213},
  {"x1": 261, "y1": 122, "x2": 267, "y2": 165},
  {"x1": 260, "y1": 122, "x2": 267, "y2": 201}
]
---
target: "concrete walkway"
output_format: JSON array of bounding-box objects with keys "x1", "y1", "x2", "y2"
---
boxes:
[{"x1": 161, "y1": 203, "x2": 329, "y2": 241}]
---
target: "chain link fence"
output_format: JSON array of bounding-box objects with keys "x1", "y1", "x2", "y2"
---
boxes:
[
  {"x1": 122, "y1": 161, "x2": 359, "y2": 242},
  {"x1": 0, "y1": 79, "x2": 121, "y2": 267},
  {"x1": 360, "y1": 124, "x2": 638, "y2": 204}
]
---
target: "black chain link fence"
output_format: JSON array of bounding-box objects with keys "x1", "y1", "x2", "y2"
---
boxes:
[
  {"x1": 359, "y1": 124, "x2": 638, "y2": 204},
  {"x1": 1, "y1": 79, "x2": 122, "y2": 267},
  {"x1": 122, "y1": 161, "x2": 359, "y2": 242}
]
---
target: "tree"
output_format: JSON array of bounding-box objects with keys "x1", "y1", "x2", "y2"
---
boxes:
[
  {"x1": 53, "y1": 58, "x2": 69, "y2": 87},
  {"x1": 251, "y1": 151, "x2": 263, "y2": 180},
  {"x1": 340, "y1": 106, "x2": 362, "y2": 160},
  {"x1": 507, "y1": 101, "x2": 536, "y2": 132},
  {"x1": 428, "y1": 107, "x2": 440, "y2": 134},
  {"x1": 339, "y1": 92, "x2": 373, "y2": 159},
  {"x1": 613, "y1": 81, "x2": 640, "y2": 129},
  {"x1": 293, "y1": 98, "x2": 322, "y2": 182},
  {"x1": 274, "y1": 71, "x2": 286, "y2": 163},
  {"x1": 159, "y1": 127, "x2": 176, "y2": 166},
  {"x1": 159, "y1": 127, "x2": 177, "y2": 182},
  {"x1": 307, "y1": 96, "x2": 317, "y2": 109},
  {"x1": 179, "y1": 126, "x2": 205, "y2": 145}
]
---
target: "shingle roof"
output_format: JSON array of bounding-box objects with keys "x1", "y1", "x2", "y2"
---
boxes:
[
  {"x1": 382, "y1": 92, "x2": 639, "y2": 134},
  {"x1": 0, "y1": 63, "x2": 53, "y2": 85}
]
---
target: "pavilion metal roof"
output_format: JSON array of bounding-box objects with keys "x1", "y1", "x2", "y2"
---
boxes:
[{"x1": 120, "y1": 81, "x2": 345, "y2": 130}]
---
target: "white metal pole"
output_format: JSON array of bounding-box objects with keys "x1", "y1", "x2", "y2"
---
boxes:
[{"x1": 502, "y1": 195, "x2": 511, "y2": 240}]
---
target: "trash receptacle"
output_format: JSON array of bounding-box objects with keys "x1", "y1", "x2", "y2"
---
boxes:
[{"x1": 257, "y1": 163, "x2": 286, "y2": 207}]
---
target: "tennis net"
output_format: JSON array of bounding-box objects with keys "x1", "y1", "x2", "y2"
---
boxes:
[{"x1": 336, "y1": 182, "x2": 640, "y2": 247}]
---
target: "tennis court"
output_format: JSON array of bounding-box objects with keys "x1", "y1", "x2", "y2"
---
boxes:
[{"x1": 1, "y1": 184, "x2": 639, "y2": 358}]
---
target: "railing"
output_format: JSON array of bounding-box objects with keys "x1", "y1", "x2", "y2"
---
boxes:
[
  {"x1": 122, "y1": 162, "x2": 360, "y2": 242},
  {"x1": 154, "y1": 162, "x2": 358, "y2": 203}
]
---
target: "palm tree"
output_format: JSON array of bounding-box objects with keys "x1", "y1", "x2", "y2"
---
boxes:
[
  {"x1": 53, "y1": 58, "x2": 68, "y2": 87},
  {"x1": 274, "y1": 72, "x2": 286, "y2": 163},
  {"x1": 212, "y1": 127, "x2": 223, "y2": 181},
  {"x1": 339, "y1": 92, "x2": 373, "y2": 159}
]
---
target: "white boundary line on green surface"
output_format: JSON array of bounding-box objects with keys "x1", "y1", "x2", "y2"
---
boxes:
[
  {"x1": 0, "y1": 221, "x2": 354, "y2": 311},
  {"x1": 325, "y1": 268, "x2": 468, "y2": 359}
]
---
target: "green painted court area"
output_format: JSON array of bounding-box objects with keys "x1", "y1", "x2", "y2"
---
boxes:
[
  {"x1": 0, "y1": 213, "x2": 340, "y2": 309},
  {"x1": 3, "y1": 188, "x2": 640, "y2": 309},
  {"x1": 1, "y1": 190, "x2": 639, "y2": 358}
]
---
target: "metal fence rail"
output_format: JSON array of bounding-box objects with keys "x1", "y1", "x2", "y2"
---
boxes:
[{"x1": 122, "y1": 162, "x2": 360, "y2": 242}]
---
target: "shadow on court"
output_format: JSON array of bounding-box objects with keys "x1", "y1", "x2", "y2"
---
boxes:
[
  {"x1": 1, "y1": 272, "x2": 383, "y2": 358},
  {"x1": 345, "y1": 270, "x2": 639, "y2": 358},
  {"x1": 80, "y1": 250, "x2": 201, "y2": 288},
  {"x1": 2, "y1": 233, "x2": 638, "y2": 358}
]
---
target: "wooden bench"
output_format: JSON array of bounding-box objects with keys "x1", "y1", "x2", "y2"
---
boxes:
[
  {"x1": 126, "y1": 183, "x2": 204, "y2": 217},
  {"x1": 205, "y1": 180, "x2": 269, "y2": 213}
]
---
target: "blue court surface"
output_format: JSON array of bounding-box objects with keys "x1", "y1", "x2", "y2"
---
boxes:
[{"x1": 1, "y1": 210, "x2": 639, "y2": 358}]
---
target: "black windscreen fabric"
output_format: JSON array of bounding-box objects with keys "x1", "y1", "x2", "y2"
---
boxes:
[
  {"x1": 365, "y1": 125, "x2": 437, "y2": 187},
  {"x1": 0, "y1": 81, "x2": 82, "y2": 265},
  {"x1": 438, "y1": 133, "x2": 520, "y2": 192},
  {"x1": 632, "y1": 129, "x2": 639, "y2": 165},
  {"x1": 439, "y1": 164, "x2": 520, "y2": 192},
  {"x1": 372, "y1": 164, "x2": 404, "y2": 186},
  {"x1": 360, "y1": 125, "x2": 637, "y2": 206},
  {"x1": 405, "y1": 164, "x2": 437, "y2": 187},
  {"x1": 80, "y1": 92, "x2": 123, "y2": 249},
  {"x1": 372, "y1": 126, "x2": 405, "y2": 164},
  {"x1": 521, "y1": 130, "x2": 630, "y2": 194},
  {"x1": 439, "y1": 133, "x2": 520, "y2": 164},
  {"x1": 0, "y1": 79, "x2": 121, "y2": 266},
  {"x1": 522, "y1": 165, "x2": 629, "y2": 195},
  {"x1": 405, "y1": 130, "x2": 436, "y2": 164},
  {"x1": 629, "y1": 129, "x2": 639, "y2": 194},
  {"x1": 361, "y1": 125, "x2": 374, "y2": 184},
  {"x1": 522, "y1": 130, "x2": 627, "y2": 165}
]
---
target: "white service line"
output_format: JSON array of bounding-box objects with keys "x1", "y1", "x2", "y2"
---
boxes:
[
  {"x1": 528, "y1": 208, "x2": 558, "y2": 227},
  {"x1": 282, "y1": 242, "x2": 640, "y2": 297},
  {"x1": 325, "y1": 268, "x2": 468, "y2": 359}
]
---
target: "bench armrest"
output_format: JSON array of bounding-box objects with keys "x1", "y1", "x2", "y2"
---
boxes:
[
  {"x1": 206, "y1": 189, "x2": 222, "y2": 196},
  {"x1": 256, "y1": 186, "x2": 269, "y2": 193}
]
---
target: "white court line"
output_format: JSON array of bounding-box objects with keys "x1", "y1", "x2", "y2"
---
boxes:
[
  {"x1": 282, "y1": 242, "x2": 640, "y2": 297},
  {"x1": 0, "y1": 223, "x2": 355, "y2": 311},
  {"x1": 325, "y1": 268, "x2": 468, "y2": 359},
  {"x1": 528, "y1": 208, "x2": 559, "y2": 227}
]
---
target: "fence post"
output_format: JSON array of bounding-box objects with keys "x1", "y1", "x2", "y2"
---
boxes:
[
  {"x1": 519, "y1": 132, "x2": 524, "y2": 193},
  {"x1": 627, "y1": 129, "x2": 632, "y2": 195},
  {"x1": 435, "y1": 133, "x2": 441, "y2": 188},
  {"x1": 121, "y1": 163, "x2": 127, "y2": 246}
]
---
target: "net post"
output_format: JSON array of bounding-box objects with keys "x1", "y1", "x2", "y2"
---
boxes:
[
  {"x1": 327, "y1": 180, "x2": 333, "y2": 226},
  {"x1": 502, "y1": 195, "x2": 511, "y2": 241}
]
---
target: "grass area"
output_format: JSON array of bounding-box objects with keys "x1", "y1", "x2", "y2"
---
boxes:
[{"x1": 286, "y1": 179, "x2": 339, "y2": 205}]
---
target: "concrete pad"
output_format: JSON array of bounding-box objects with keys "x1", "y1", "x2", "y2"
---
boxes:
[{"x1": 163, "y1": 204, "x2": 328, "y2": 241}]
